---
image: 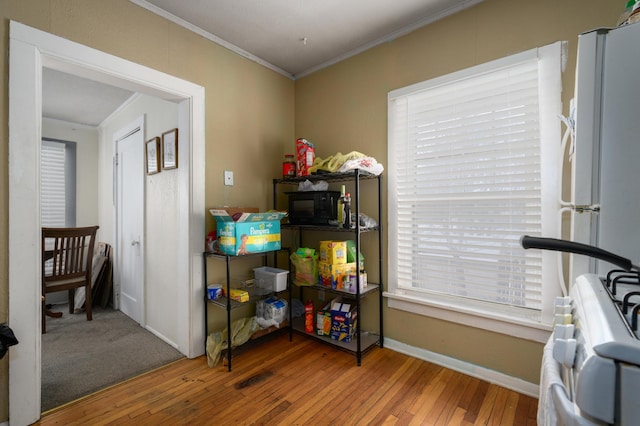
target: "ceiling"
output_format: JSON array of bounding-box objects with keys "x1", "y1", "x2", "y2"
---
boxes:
[
  {"x1": 134, "y1": 0, "x2": 481, "y2": 78},
  {"x1": 43, "y1": 0, "x2": 481, "y2": 127},
  {"x1": 43, "y1": 68, "x2": 135, "y2": 127}
]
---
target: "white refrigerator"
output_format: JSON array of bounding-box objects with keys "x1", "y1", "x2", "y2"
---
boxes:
[{"x1": 570, "y1": 23, "x2": 640, "y2": 283}]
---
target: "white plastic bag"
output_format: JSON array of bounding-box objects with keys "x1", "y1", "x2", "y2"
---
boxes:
[
  {"x1": 337, "y1": 156, "x2": 384, "y2": 175},
  {"x1": 298, "y1": 179, "x2": 329, "y2": 191}
]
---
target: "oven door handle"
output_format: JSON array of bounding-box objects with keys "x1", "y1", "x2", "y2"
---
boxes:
[
  {"x1": 541, "y1": 337, "x2": 603, "y2": 426},
  {"x1": 549, "y1": 384, "x2": 602, "y2": 426}
]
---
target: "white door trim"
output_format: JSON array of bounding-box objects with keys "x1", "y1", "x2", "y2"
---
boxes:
[{"x1": 8, "y1": 21, "x2": 205, "y2": 425}]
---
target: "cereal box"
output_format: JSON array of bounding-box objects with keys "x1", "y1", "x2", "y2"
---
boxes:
[
  {"x1": 296, "y1": 138, "x2": 315, "y2": 177},
  {"x1": 319, "y1": 240, "x2": 347, "y2": 264},
  {"x1": 330, "y1": 299, "x2": 357, "y2": 342}
]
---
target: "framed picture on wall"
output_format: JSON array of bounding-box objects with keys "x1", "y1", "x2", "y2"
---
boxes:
[
  {"x1": 145, "y1": 137, "x2": 161, "y2": 175},
  {"x1": 162, "y1": 128, "x2": 178, "y2": 170}
]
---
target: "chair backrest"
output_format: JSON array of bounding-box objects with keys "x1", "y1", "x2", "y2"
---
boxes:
[{"x1": 42, "y1": 226, "x2": 99, "y2": 286}]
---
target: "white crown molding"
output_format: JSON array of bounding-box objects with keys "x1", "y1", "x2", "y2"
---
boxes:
[
  {"x1": 129, "y1": 0, "x2": 484, "y2": 80},
  {"x1": 295, "y1": 0, "x2": 485, "y2": 79},
  {"x1": 129, "y1": 0, "x2": 295, "y2": 80}
]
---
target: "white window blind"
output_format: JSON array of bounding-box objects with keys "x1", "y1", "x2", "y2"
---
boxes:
[
  {"x1": 388, "y1": 43, "x2": 563, "y2": 326},
  {"x1": 41, "y1": 140, "x2": 66, "y2": 227},
  {"x1": 41, "y1": 139, "x2": 77, "y2": 228}
]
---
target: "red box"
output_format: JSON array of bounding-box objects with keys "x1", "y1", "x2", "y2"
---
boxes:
[{"x1": 296, "y1": 138, "x2": 315, "y2": 177}]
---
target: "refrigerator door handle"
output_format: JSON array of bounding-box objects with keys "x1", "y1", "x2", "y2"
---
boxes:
[{"x1": 572, "y1": 204, "x2": 600, "y2": 213}]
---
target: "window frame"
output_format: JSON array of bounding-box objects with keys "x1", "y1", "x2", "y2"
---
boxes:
[{"x1": 385, "y1": 42, "x2": 565, "y2": 343}]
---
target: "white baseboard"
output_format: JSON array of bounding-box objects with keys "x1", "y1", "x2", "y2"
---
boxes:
[
  {"x1": 384, "y1": 338, "x2": 539, "y2": 398},
  {"x1": 145, "y1": 325, "x2": 180, "y2": 352}
]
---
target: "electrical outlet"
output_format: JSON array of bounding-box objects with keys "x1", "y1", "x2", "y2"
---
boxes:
[{"x1": 224, "y1": 170, "x2": 234, "y2": 186}]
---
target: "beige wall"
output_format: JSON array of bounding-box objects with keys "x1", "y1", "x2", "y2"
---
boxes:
[
  {"x1": 0, "y1": 0, "x2": 294, "y2": 420},
  {"x1": 294, "y1": 0, "x2": 621, "y2": 384}
]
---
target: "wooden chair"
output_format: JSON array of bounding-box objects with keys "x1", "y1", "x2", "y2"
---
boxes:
[{"x1": 42, "y1": 226, "x2": 99, "y2": 333}]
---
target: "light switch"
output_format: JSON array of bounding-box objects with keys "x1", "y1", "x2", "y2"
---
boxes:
[{"x1": 224, "y1": 170, "x2": 234, "y2": 186}]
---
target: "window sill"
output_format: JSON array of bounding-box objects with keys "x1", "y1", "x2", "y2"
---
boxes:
[{"x1": 383, "y1": 291, "x2": 552, "y2": 343}]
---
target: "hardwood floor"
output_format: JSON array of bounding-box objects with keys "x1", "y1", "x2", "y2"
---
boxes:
[{"x1": 36, "y1": 333, "x2": 538, "y2": 425}]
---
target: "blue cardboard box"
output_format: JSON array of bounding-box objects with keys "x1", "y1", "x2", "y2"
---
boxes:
[
  {"x1": 210, "y1": 210, "x2": 287, "y2": 256},
  {"x1": 330, "y1": 299, "x2": 357, "y2": 342}
]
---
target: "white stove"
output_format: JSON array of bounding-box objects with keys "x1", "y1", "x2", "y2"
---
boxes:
[{"x1": 540, "y1": 272, "x2": 640, "y2": 425}]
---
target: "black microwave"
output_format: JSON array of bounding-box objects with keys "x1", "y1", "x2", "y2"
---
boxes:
[{"x1": 287, "y1": 191, "x2": 341, "y2": 225}]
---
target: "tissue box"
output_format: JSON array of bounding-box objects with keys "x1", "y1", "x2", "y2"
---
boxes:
[
  {"x1": 210, "y1": 209, "x2": 286, "y2": 256},
  {"x1": 330, "y1": 299, "x2": 357, "y2": 342}
]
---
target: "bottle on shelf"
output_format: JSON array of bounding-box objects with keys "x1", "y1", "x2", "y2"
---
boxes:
[
  {"x1": 337, "y1": 185, "x2": 346, "y2": 228},
  {"x1": 343, "y1": 192, "x2": 352, "y2": 229},
  {"x1": 282, "y1": 154, "x2": 296, "y2": 178}
]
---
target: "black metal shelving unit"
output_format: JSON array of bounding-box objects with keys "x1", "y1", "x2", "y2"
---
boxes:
[
  {"x1": 202, "y1": 249, "x2": 292, "y2": 371},
  {"x1": 273, "y1": 169, "x2": 383, "y2": 365}
]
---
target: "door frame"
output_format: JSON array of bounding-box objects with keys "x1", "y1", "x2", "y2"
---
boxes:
[{"x1": 8, "y1": 21, "x2": 205, "y2": 425}]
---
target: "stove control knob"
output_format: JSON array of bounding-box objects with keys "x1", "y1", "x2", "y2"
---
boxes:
[
  {"x1": 553, "y1": 324, "x2": 575, "y2": 341},
  {"x1": 554, "y1": 304, "x2": 572, "y2": 315},
  {"x1": 553, "y1": 313, "x2": 573, "y2": 325},
  {"x1": 552, "y1": 338, "x2": 577, "y2": 368}
]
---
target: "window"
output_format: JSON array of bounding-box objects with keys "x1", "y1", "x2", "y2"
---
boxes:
[
  {"x1": 41, "y1": 139, "x2": 77, "y2": 227},
  {"x1": 387, "y1": 42, "x2": 564, "y2": 338}
]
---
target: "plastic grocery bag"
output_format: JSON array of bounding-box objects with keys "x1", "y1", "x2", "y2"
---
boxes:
[
  {"x1": 290, "y1": 250, "x2": 318, "y2": 286},
  {"x1": 206, "y1": 317, "x2": 259, "y2": 367}
]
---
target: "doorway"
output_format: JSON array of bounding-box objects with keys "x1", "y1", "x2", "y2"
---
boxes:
[{"x1": 8, "y1": 21, "x2": 206, "y2": 426}]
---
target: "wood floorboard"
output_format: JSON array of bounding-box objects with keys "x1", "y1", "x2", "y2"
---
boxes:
[{"x1": 36, "y1": 333, "x2": 538, "y2": 425}]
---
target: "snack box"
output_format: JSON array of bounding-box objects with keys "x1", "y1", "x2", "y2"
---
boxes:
[
  {"x1": 318, "y1": 261, "x2": 357, "y2": 290},
  {"x1": 316, "y1": 299, "x2": 335, "y2": 336},
  {"x1": 319, "y1": 240, "x2": 347, "y2": 264},
  {"x1": 343, "y1": 271, "x2": 367, "y2": 294},
  {"x1": 210, "y1": 209, "x2": 286, "y2": 256},
  {"x1": 346, "y1": 240, "x2": 365, "y2": 270},
  {"x1": 225, "y1": 288, "x2": 249, "y2": 303},
  {"x1": 330, "y1": 300, "x2": 357, "y2": 342}
]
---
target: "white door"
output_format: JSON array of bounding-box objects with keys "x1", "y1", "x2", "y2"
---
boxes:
[{"x1": 115, "y1": 118, "x2": 145, "y2": 325}]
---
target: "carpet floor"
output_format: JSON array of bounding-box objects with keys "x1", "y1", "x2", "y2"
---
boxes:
[{"x1": 41, "y1": 304, "x2": 184, "y2": 412}]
